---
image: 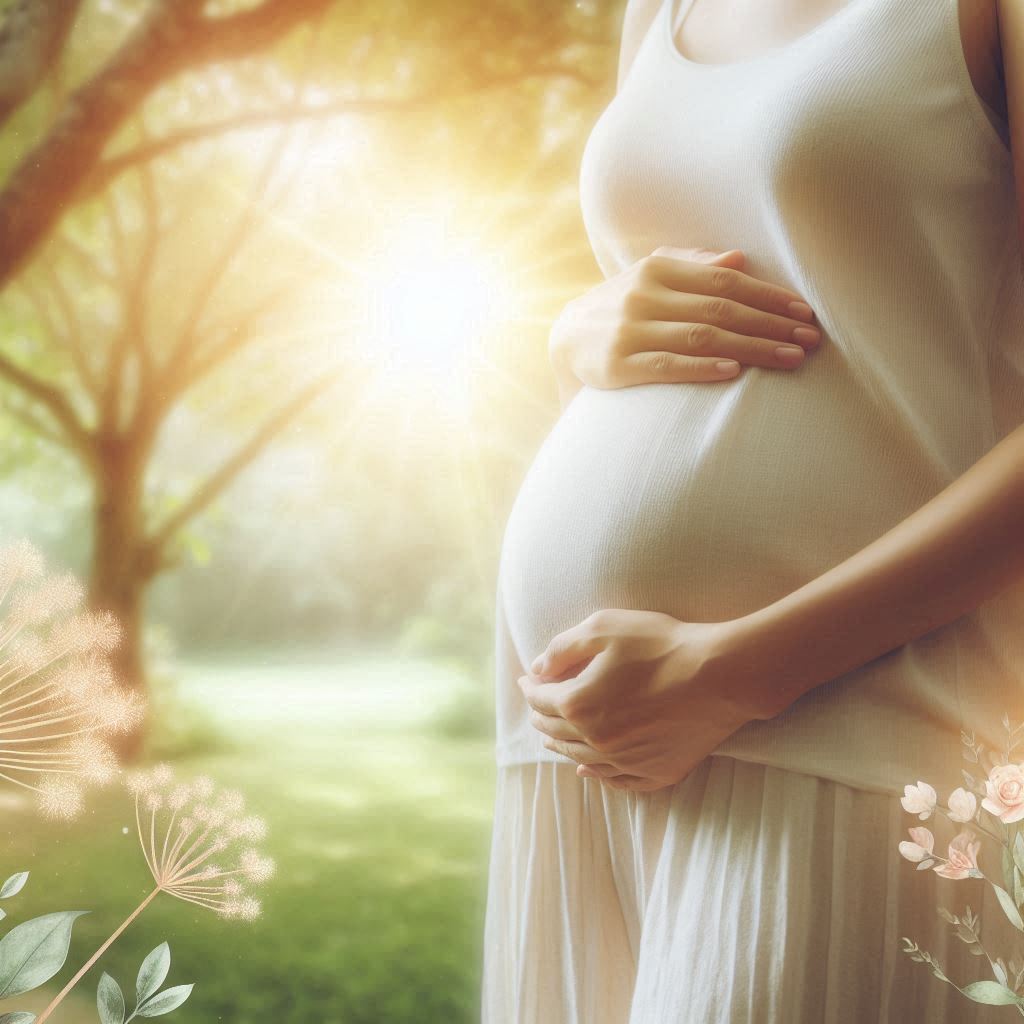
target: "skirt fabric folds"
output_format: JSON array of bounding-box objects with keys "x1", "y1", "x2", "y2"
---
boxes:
[{"x1": 480, "y1": 754, "x2": 1021, "y2": 1023}]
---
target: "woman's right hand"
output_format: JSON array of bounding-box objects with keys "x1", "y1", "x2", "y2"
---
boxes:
[{"x1": 548, "y1": 246, "x2": 822, "y2": 406}]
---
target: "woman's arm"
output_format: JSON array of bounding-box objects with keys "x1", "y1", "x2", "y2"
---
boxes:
[
  {"x1": 717, "y1": 422, "x2": 1024, "y2": 719},
  {"x1": 715, "y1": 0, "x2": 1024, "y2": 720}
]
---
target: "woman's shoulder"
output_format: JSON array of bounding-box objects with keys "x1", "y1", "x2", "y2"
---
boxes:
[{"x1": 616, "y1": 0, "x2": 664, "y2": 92}]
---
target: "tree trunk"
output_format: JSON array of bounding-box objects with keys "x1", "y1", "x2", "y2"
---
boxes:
[{"x1": 88, "y1": 435, "x2": 153, "y2": 762}]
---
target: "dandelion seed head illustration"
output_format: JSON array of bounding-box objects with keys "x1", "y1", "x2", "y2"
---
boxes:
[
  {"x1": 0, "y1": 539, "x2": 45, "y2": 593},
  {"x1": 0, "y1": 539, "x2": 142, "y2": 819},
  {"x1": 38, "y1": 775, "x2": 84, "y2": 820},
  {"x1": 127, "y1": 765, "x2": 273, "y2": 919},
  {"x1": 10, "y1": 574, "x2": 84, "y2": 628}
]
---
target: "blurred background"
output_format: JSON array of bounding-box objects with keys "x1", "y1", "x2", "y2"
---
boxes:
[{"x1": 0, "y1": 0, "x2": 623, "y2": 1020}]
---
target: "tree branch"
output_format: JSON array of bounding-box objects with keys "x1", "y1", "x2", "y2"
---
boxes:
[
  {"x1": 79, "y1": 63, "x2": 603, "y2": 200},
  {"x1": 2, "y1": 395, "x2": 69, "y2": 451},
  {"x1": 148, "y1": 368, "x2": 341, "y2": 552},
  {"x1": 0, "y1": 0, "x2": 85, "y2": 130},
  {"x1": 0, "y1": 0, "x2": 334, "y2": 288},
  {"x1": 0, "y1": 350, "x2": 94, "y2": 467}
]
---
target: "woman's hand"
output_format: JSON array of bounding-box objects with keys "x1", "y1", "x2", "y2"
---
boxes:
[
  {"x1": 549, "y1": 247, "x2": 821, "y2": 406},
  {"x1": 516, "y1": 609, "x2": 770, "y2": 793}
]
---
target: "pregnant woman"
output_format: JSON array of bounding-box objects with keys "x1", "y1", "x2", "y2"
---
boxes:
[{"x1": 481, "y1": 0, "x2": 1024, "y2": 1020}]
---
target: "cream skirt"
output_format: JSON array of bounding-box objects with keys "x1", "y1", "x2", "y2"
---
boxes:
[{"x1": 480, "y1": 754, "x2": 1022, "y2": 1023}]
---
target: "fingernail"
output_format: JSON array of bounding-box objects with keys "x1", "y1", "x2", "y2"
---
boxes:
[
  {"x1": 788, "y1": 301, "x2": 814, "y2": 321},
  {"x1": 792, "y1": 326, "x2": 821, "y2": 345},
  {"x1": 531, "y1": 656, "x2": 544, "y2": 674},
  {"x1": 775, "y1": 346, "x2": 805, "y2": 363}
]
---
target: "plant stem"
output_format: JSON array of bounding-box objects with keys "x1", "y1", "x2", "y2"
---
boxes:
[{"x1": 35, "y1": 887, "x2": 161, "y2": 1024}]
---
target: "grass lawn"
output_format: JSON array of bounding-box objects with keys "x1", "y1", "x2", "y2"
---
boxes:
[{"x1": 0, "y1": 650, "x2": 498, "y2": 1024}]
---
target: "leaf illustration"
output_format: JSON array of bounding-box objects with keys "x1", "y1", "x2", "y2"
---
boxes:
[
  {"x1": 0, "y1": 908, "x2": 6, "y2": 922},
  {"x1": 937, "y1": 906, "x2": 958, "y2": 924},
  {"x1": 1013, "y1": 832, "x2": 1024, "y2": 875},
  {"x1": 97, "y1": 971, "x2": 125, "y2": 1024},
  {"x1": 994, "y1": 958, "x2": 1009, "y2": 987},
  {"x1": 135, "y1": 984, "x2": 194, "y2": 1017},
  {"x1": 0, "y1": 911, "x2": 89, "y2": 998},
  {"x1": 991, "y1": 883, "x2": 1024, "y2": 932},
  {"x1": 916, "y1": 859, "x2": 935, "y2": 871},
  {"x1": 959, "y1": 980, "x2": 1024, "y2": 1005},
  {"x1": 0, "y1": 874, "x2": 28, "y2": 900},
  {"x1": 1004, "y1": 843, "x2": 1015, "y2": 893},
  {"x1": 135, "y1": 944, "x2": 170, "y2": 1006},
  {"x1": 0, "y1": 1013, "x2": 36, "y2": 1023}
]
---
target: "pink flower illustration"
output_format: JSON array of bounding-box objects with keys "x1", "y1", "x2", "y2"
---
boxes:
[
  {"x1": 900, "y1": 781, "x2": 937, "y2": 820},
  {"x1": 899, "y1": 826, "x2": 935, "y2": 862},
  {"x1": 980, "y1": 762, "x2": 1024, "y2": 824},
  {"x1": 933, "y1": 829, "x2": 982, "y2": 880}
]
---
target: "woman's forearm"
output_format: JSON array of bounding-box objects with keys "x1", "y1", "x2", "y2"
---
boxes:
[{"x1": 716, "y1": 419, "x2": 1024, "y2": 721}]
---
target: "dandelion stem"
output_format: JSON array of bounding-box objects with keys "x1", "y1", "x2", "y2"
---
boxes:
[{"x1": 34, "y1": 887, "x2": 161, "y2": 1024}]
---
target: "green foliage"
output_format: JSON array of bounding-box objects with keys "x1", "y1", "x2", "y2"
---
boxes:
[
  {"x1": 97, "y1": 972, "x2": 126, "y2": 1024},
  {"x1": 140, "y1": 666, "x2": 236, "y2": 762},
  {"x1": 99, "y1": 944, "x2": 193, "y2": 1024},
  {"x1": 0, "y1": 910, "x2": 89, "y2": 998},
  {"x1": 2, "y1": 654, "x2": 494, "y2": 1023}
]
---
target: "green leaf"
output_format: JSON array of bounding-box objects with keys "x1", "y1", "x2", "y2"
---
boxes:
[
  {"x1": 992, "y1": 883, "x2": 1024, "y2": 932},
  {"x1": 0, "y1": 874, "x2": 28, "y2": 899},
  {"x1": 135, "y1": 944, "x2": 170, "y2": 1007},
  {"x1": 959, "y1": 980, "x2": 1024, "y2": 1005},
  {"x1": 1003, "y1": 843, "x2": 1015, "y2": 893},
  {"x1": 994, "y1": 959, "x2": 1009, "y2": 986},
  {"x1": 97, "y1": 972, "x2": 125, "y2": 1024},
  {"x1": 0, "y1": 911, "x2": 89, "y2": 998},
  {"x1": 0, "y1": 1013, "x2": 36, "y2": 1023},
  {"x1": 1015, "y1": 865, "x2": 1024, "y2": 909},
  {"x1": 1013, "y1": 831, "x2": 1024, "y2": 875},
  {"x1": 136, "y1": 984, "x2": 193, "y2": 1017}
]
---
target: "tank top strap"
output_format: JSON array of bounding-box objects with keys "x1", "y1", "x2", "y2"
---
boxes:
[{"x1": 668, "y1": 0, "x2": 698, "y2": 38}]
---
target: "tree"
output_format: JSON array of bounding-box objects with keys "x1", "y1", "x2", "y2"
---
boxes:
[{"x1": 0, "y1": 0, "x2": 608, "y2": 756}]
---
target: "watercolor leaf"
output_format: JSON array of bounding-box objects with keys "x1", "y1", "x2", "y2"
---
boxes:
[
  {"x1": 0, "y1": 874, "x2": 28, "y2": 900},
  {"x1": 1013, "y1": 832, "x2": 1024, "y2": 875},
  {"x1": 135, "y1": 944, "x2": 170, "y2": 1007},
  {"x1": 0, "y1": 1013, "x2": 37, "y2": 1023},
  {"x1": 994, "y1": 958, "x2": 1010, "y2": 987},
  {"x1": 959, "y1": 980, "x2": 1024, "y2": 1005},
  {"x1": 97, "y1": 972, "x2": 125, "y2": 1024},
  {"x1": 0, "y1": 911, "x2": 89, "y2": 998},
  {"x1": 135, "y1": 984, "x2": 194, "y2": 1017},
  {"x1": 991, "y1": 883, "x2": 1024, "y2": 932}
]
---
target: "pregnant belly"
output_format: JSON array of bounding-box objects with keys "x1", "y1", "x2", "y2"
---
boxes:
[{"x1": 497, "y1": 369, "x2": 944, "y2": 672}]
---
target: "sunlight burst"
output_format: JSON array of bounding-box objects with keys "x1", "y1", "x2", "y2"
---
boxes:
[{"x1": 354, "y1": 214, "x2": 519, "y2": 415}]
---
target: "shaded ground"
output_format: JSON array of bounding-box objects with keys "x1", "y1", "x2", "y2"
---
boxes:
[{"x1": 0, "y1": 651, "x2": 498, "y2": 1023}]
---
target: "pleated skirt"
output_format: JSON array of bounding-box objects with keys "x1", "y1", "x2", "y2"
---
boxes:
[{"x1": 480, "y1": 754, "x2": 1023, "y2": 1023}]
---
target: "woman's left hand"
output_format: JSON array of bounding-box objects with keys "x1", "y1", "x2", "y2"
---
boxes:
[{"x1": 517, "y1": 608, "x2": 769, "y2": 792}]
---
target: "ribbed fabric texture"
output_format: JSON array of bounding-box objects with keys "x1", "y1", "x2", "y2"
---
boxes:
[
  {"x1": 493, "y1": 0, "x2": 1024, "y2": 799},
  {"x1": 481, "y1": 757, "x2": 1021, "y2": 1022}
]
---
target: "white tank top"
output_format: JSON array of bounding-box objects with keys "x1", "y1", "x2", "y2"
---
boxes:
[{"x1": 492, "y1": 0, "x2": 1024, "y2": 799}]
